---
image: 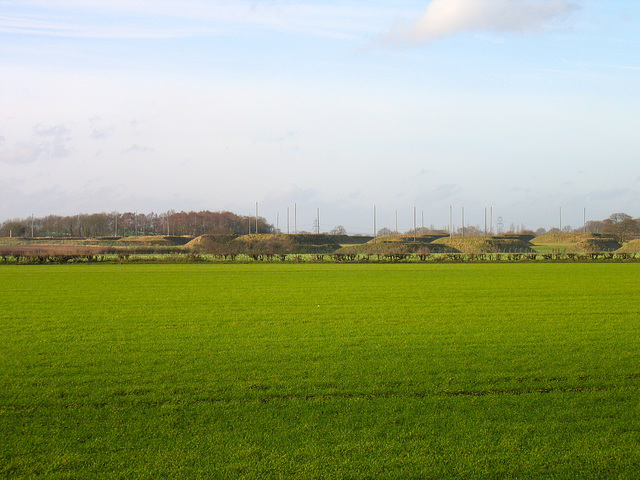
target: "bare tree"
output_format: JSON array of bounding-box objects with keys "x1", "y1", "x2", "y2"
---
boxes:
[
  {"x1": 330, "y1": 225, "x2": 347, "y2": 235},
  {"x1": 602, "y1": 213, "x2": 639, "y2": 243}
]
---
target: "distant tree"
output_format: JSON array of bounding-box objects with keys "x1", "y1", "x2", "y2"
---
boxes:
[
  {"x1": 534, "y1": 227, "x2": 547, "y2": 236},
  {"x1": 584, "y1": 220, "x2": 604, "y2": 233},
  {"x1": 602, "y1": 213, "x2": 639, "y2": 243},
  {"x1": 0, "y1": 220, "x2": 28, "y2": 237},
  {"x1": 463, "y1": 225, "x2": 483, "y2": 236},
  {"x1": 609, "y1": 212, "x2": 633, "y2": 224},
  {"x1": 562, "y1": 225, "x2": 572, "y2": 233},
  {"x1": 330, "y1": 225, "x2": 347, "y2": 235},
  {"x1": 377, "y1": 227, "x2": 393, "y2": 236}
]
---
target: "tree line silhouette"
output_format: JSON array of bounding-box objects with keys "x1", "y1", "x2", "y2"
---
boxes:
[{"x1": 0, "y1": 210, "x2": 273, "y2": 238}]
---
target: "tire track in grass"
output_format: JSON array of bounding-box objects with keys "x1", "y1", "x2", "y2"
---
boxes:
[{"x1": 2, "y1": 382, "x2": 638, "y2": 411}]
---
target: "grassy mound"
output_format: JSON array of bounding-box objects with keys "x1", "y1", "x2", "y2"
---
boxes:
[
  {"x1": 432, "y1": 236, "x2": 534, "y2": 253},
  {"x1": 232, "y1": 234, "x2": 341, "y2": 254},
  {"x1": 616, "y1": 239, "x2": 640, "y2": 253},
  {"x1": 573, "y1": 238, "x2": 621, "y2": 252},
  {"x1": 186, "y1": 234, "x2": 237, "y2": 248},
  {"x1": 532, "y1": 233, "x2": 612, "y2": 244},
  {"x1": 373, "y1": 234, "x2": 447, "y2": 244},
  {"x1": 117, "y1": 235, "x2": 192, "y2": 246},
  {"x1": 189, "y1": 234, "x2": 350, "y2": 254},
  {"x1": 273, "y1": 234, "x2": 372, "y2": 245},
  {"x1": 335, "y1": 242, "x2": 456, "y2": 255}
]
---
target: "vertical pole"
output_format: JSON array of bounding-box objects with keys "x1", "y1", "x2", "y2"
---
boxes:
[
  {"x1": 484, "y1": 207, "x2": 487, "y2": 237},
  {"x1": 287, "y1": 207, "x2": 290, "y2": 234},
  {"x1": 255, "y1": 202, "x2": 258, "y2": 234},
  {"x1": 294, "y1": 203, "x2": 297, "y2": 234},
  {"x1": 277, "y1": 213, "x2": 279, "y2": 233},
  {"x1": 461, "y1": 206, "x2": 465, "y2": 237},
  {"x1": 31, "y1": 214, "x2": 34, "y2": 238},
  {"x1": 316, "y1": 208, "x2": 320, "y2": 234},
  {"x1": 413, "y1": 206, "x2": 416, "y2": 242},
  {"x1": 559, "y1": 207, "x2": 562, "y2": 232},
  {"x1": 490, "y1": 207, "x2": 493, "y2": 236},
  {"x1": 583, "y1": 207, "x2": 586, "y2": 233},
  {"x1": 395, "y1": 210, "x2": 398, "y2": 234},
  {"x1": 373, "y1": 205, "x2": 377, "y2": 241},
  {"x1": 421, "y1": 210, "x2": 424, "y2": 232},
  {"x1": 449, "y1": 205, "x2": 452, "y2": 238}
]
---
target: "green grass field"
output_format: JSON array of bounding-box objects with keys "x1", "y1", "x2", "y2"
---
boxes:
[{"x1": 2, "y1": 264, "x2": 640, "y2": 478}]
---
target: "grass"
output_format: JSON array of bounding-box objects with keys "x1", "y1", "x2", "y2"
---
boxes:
[
  {"x1": 530, "y1": 243, "x2": 576, "y2": 253},
  {"x1": 2, "y1": 263, "x2": 640, "y2": 478}
]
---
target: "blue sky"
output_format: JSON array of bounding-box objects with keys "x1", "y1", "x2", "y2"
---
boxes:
[{"x1": 1, "y1": 0, "x2": 639, "y2": 233}]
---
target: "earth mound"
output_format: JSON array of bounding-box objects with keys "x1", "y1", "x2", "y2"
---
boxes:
[
  {"x1": 117, "y1": 236, "x2": 192, "y2": 246},
  {"x1": 432, "y1": 236, "x2": 534, "y2": 253},
  {"x1": 573, "y1": 238, "x2": 621, "y2": 252},
  {"x1": 532, "y1": 232, "x2": 612, "y2": 244},
  {"x1": 615, "y1": 239, "x2": 640, "y2": 253},
  {"x1": 187, "y1": 233, "x2": 365, "y2": 254}
]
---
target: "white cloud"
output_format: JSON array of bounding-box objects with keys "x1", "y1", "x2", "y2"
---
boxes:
[
  {"x1": 124, "y1": 144, "x2": 155, "y2": 154},
  {"x1": 0, "y1": 123, "x2": 72, "y2": 164},
  {"x1": 0, "y1": 141, "x2": 42, "y2": 164},
  {"x1": 90, "y1": 127, "x2": 114, "y2": 140},
  {"x1": 386, "y1": 0, "x2": 578, "y2": 44}
]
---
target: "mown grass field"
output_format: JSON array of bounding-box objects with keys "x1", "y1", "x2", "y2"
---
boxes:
[{"x1": 1, "y1": 263, "x2": 640, "y2": 478}]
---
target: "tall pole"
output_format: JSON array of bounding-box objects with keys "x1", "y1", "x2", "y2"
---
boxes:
[
  {"x1": 449, "y1": 205, "x2": 453, "y2": 238},
  {"x1": 395, "y1": 210, "x2": 398, "y2": 234},
  {"x1": 484, "y1": 207, "x2": 487, "y2": 237},
  {"x1": 490, "y1": 207, "x2": 493, "y2": 236},
  {"x1": 413, "y1": 206, "x2": 416, "y2": 242},
  {"x1": 421, "y1": 210, "x2": 424, "y2": 232},
  {"x1": 373, "y1": 205, "x2": 377, "y2": 240},
  {"x1": 294, "y1": 203, "x2": 297, "y2": 234},
  {"x1": 31, "y1": 214, "x2": 34, "y2": 238},
  {"x1": 583, "y1": 207, "x2": 586, "y2": 233},
  {"x1": 277, "y1": 213, "x2": 279, "y2": 233},
  {"x1": 287, "y1": 207, "x2": 290, "y2": 234},
  {"x1": 559, "y1": 206, "x2": 562, "y2": 232},
  {"x1": 255, "y1": 202, "x2": 258, "y2": 234},
  {"x1": 461, "y1": 206, "x2": 465, "y2": 237},
  {"x1": 316, "y1": 208, "x2": 320, "y2": 234}
]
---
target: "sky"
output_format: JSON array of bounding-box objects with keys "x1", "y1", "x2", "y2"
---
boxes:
[{"x1": 1, "y1": 0, "x2": 640, "y2": 234}]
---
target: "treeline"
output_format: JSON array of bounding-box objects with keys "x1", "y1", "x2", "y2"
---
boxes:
[{"x1": 0, "y1": 211, "x2": 273, "y2": 238}]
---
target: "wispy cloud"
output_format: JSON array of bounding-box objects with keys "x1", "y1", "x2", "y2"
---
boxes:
[
  {"x1": 0, "y1": 141, "x2": 42, "y2": 164},
  {"x1": 385, "y1": 0, "x2": 579, "y2": 45},
  {"x1": 0, "y1": 123, "x2": 72, "y2": 164},
  {"x1": 421, "y1": 184, "x2": 457, "y2": 202},
  {"x1": 90, "y1": 127, "x2": 114, "y2": 140},
  {"x1": 124, "y1": 144, "x2": 155, "y2": 154},
  {"x1": 0, "y1": 1, "x2": 408, "y2": 41},
  {"x1": 34, "y1": 124, "x2": 70, "y2": 138}
]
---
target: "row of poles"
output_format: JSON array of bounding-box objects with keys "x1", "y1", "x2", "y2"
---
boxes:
[
  {"x1": 251, "y1": 204, "x2": 590, "y2": 237},
  {"x1": 252, "y1": 203, "x2": 321, "y2": 235},
  {"x1": 22, "y1": 205, "x2": 589, "y2": 238}
]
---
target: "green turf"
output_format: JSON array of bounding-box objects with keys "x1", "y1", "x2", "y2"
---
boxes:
[{"x1": 1, "y1": 263, "x2": 640, "y2": 478}]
